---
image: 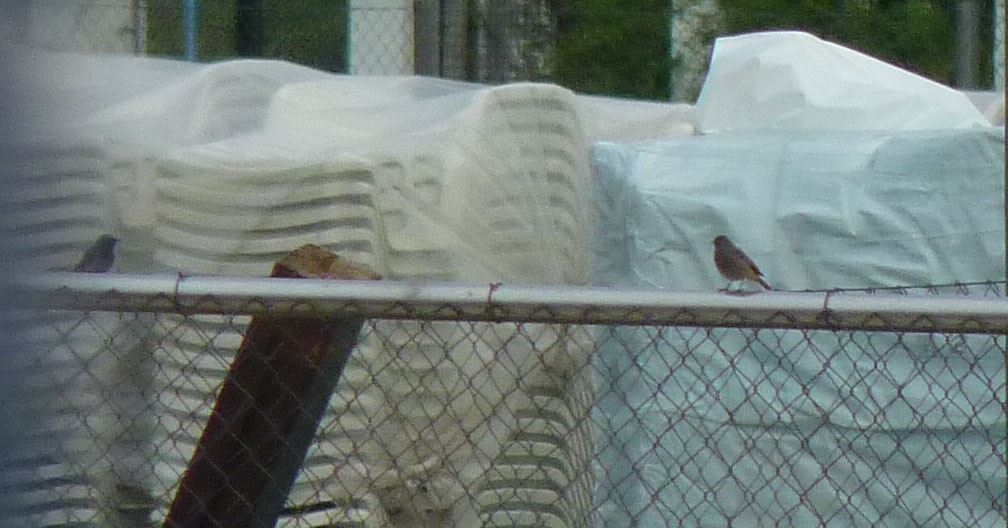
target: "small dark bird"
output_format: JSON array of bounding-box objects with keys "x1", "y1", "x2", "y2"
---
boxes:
[
  {"x1": 713, "y1": 235, "x2": 771, "y2": 290},
  {"x1": 74, "y1": 234, "x2": 119, "y2": 273}
]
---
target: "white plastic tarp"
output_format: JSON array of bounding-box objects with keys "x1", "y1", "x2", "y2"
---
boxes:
[
  {"x1": 592, "y1": 31, "x2": 1006, "y2": 528},
  {"x1": 594, "y1": 129, "x2": 1005, "y2": 291},
  {"x1": 5, "y1": 48, "x2": 614, "y2": 527},
  {"x1": 5, "y1": 46, "x2": 694, "y2": 277},
  {"x1": 695, "y1": 31, "x2": 991, "y2": 132},
  {"x1": 592, "y1": 129, "x2": 1005, "y2": 527}
]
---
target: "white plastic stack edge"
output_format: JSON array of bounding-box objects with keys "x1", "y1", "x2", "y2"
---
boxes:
[
  {"x1": 4, "y1": 51, "x2": 699, "y2": 527},
  {"x1": 138, "y1": 81, "x2": 596, "y2": 527}
]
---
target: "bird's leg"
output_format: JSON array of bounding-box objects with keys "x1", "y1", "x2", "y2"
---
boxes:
[{"x1": 722, "y1": 280, "x2": 758, "y2": 296}]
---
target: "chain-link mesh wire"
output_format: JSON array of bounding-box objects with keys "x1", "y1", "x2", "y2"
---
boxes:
[
  {"x1": 6, "y1": 281, "x2": 1005, "y2": 527},
  {"x1": 348, "y1": 0, "x2": 413, "y2": 75},
  {"x1": 593, "y1": 282, "x2": 1007, "y2": 527}
]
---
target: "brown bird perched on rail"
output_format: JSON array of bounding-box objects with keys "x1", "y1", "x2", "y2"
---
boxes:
[{"x1": 713, "y1": 235, "x2": 771, "y2": 291}]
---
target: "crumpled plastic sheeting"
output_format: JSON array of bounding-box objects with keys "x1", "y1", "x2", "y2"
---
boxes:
[
  {"x1": 594, "y1": 129, "x2": 1005, "y2": 292},
  {"x1": 695, "y1": 31, "x2": 991, "y2": 133},
  {"x1": 591, "y1": 128, "x2": 1006, "y2": 527},
  {"x1": 5, "y1": 47, "x2": 697, "y2": 278},
  {"x1": 5, "y1": 49, "x2": 607, "y2": 527},
  {"x1": 8, "y1": 50, "x2": 595, "y2": 284},
  {"x1": 576, "y1": 94, "x2": 696, "y2": 143}
]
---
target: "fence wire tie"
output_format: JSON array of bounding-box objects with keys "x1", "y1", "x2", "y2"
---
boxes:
[
  {"x1": 487, "y1": 282, "x2": 503, "y2": 304},
  {"x1": 819, "y1": 288, "x2": 839, "y2": 324},
  {"x1": 172, "y1": 272, "x2": 186, "y2": 312}
]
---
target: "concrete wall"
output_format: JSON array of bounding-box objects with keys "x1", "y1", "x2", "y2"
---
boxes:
[{"x1": 1, "y1": 0, "x2": 138, "y2": 54}]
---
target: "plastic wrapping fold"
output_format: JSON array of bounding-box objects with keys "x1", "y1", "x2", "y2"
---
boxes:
[
  {"x1": 6, "y1": 49, "x2": 608, "y2": 526},
  {"x1": 592, "y1": 126, "x2": 1005, "y2": 527},
  {"x1": 593, "y1": 128, "x2": 1005, "y2": 292},
  {"x1": 592, "y1": 31, "x2": 1006, "y2": 527},
  {"x1": 695, "y1": 31, "x2": 992, "y2": 132}
]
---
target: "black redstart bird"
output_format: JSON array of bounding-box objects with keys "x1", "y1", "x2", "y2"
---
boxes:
[
  {"x1": 74, "y1": 234, "x2": 120, "y2": 273},
  {"x1": 713, "y1": 235, "x2": 771, "y2": 290}
]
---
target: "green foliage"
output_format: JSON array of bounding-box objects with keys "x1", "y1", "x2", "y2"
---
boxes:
[
  {"x1": 145, "y1": 1, "x2": 238, "y2": 60},
  {"x1": 144, "y1": 1, "x2": 347, "y2": 72},
  {"x1": 717, "y1": 0, "x2": 963, "y2": 85},
  {"x1": 259, "y1": 3, "x2": 348, "y2": 72},
  {"x1": 143, "y1": 1, "x2": 991, "y2": 95},
  {"x1": 549, "y1": 1, "x2": 672, "y2": 100},
  {"x1": 548, "y1": 0, "x2": 994, "y2": 99}
]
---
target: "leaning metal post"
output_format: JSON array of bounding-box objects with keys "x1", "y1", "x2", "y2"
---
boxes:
[{"x1": 160, "y1": 245, "x2": 380, "y2": 528}]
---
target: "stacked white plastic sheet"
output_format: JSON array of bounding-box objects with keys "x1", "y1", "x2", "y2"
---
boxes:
[{"x1": 4, "y1": 49, "x2": 638, "y2": 527}]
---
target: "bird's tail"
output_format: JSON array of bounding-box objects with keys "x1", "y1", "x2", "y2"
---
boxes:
[{"x1": 758, "y1": 277, "x2": 771, "y2": 290}]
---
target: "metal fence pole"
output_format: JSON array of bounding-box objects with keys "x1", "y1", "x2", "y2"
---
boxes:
[
  {"x1": 415, "y1": 0, "x2": 440, "y2": 75},
  {"x1": 236, "y1": 0, "x2": 264, "y2": 57},
  {"x1": 22, "y1": 273, "x2": 1008, "y2": 333},
  {"x1": 183, "y1": 0, "x2": 197, "y2": 61},
  {"x1": 996, "y1": 0, "x2": 1005, "y2": 90},
  {"x1": 133, "y1": 0, "x2": 146, "y2": 55},
  {"x1": 162, "y1": 246, "x2": 379, "y2": 528}
]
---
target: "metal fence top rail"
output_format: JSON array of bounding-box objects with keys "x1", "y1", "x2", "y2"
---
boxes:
[{"x1": 10, "y1": 273, "x2": 1008, "y2": 333}]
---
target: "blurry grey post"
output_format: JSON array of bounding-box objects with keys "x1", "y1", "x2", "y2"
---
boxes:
[{"x1": 74, "y1": 234, "x2": 119, "y2": 273}]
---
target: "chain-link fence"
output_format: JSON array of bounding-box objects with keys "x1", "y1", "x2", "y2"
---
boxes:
[
  {"x1": 348, "y1": 0, "x2": 413, "y2": 75},
  {"x1": 5, "y1": 275, "x2": 1005, "y2": 527}
]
